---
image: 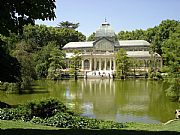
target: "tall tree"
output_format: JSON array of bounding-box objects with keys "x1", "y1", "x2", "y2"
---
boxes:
[
  {"x1": 22, "y1": 25, "x2": 86, "y2": 49},
  {"x1": 0, "y1": 0, "x2": 56, "y2": 36},
  {"x1": 115, "y1": 49, "x2": 130, "y2": 78},
  {"x1": 69, "y1": 50, "x2": 82, "y2": 80},
  {"x1": 57, "y1": 21, "x2": 79, "y2": 29},
  {"x1": 0, "y1": 0, "x2": 56, "y2": 83},
  {"x1": 151, "y1": 20, "x2": 179, "y2": 55},
  {"x1": 0, "y1": 45, "x2": 21, "y2": 83},
  {"x1": 162, "y1": 24, "x2": 180, "y2": 102},
  {"x1": 47, "y1": 42, "x2": 65, "y2": 80},
  {"x1": 13, "y1": 41, "x2": 37, "y2": 89}
]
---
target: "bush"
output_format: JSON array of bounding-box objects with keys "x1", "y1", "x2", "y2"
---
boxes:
[
  {"x1": 24, "y1": 98, "x2": 68, "y2": 118},
  {"x1": 0, "y1": 107, "x2": 31, "y2": 121},
  {"x1": 30, "y1": 112, "x2": 124, "y2": 129},
  {"x1": 0, "y1": 101, "x2": 11, "y2": 108},
  {"x1": 0, "y1": 82, "x2": 19, "y2": 93},
  {"x1": 0, "y1": 98, "x2": 125, "y2": 129}
]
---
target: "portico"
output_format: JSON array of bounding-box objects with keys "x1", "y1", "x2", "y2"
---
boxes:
[{"x1": 81, "y1": 56, "x2": 116, "y2": 71}]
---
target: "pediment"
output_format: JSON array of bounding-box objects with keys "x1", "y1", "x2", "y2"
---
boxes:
[{"x1": 93, "y1": 38, "x2": 114, "y2": 51}]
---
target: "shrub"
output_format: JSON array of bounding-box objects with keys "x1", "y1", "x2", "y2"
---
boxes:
[
  {"x1": 0, "y1": 98, "x2": 125, "y2": 129},
  {"x1": 24, "y1": 98, "x2": 68, "y2": 118},
  {"x1": 0, "y1": 101, "x2": 11, "y2": 108},
  {"x1": 0, "y1": 107, "x2": 31, "y2": 121},
  {"x1": 0, "y1": 82, "x2": 19, "y2": 93}
]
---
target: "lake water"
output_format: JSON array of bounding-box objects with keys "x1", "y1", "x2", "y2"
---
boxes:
[{"x1": 0, "y1": 79, "x2": 179, "y2": 123}]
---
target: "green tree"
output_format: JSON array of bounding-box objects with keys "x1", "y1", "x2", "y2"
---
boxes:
[
  {"x1": 53, "y1": 28, "x2": 86, "y2": 49},
  {"x1": 34, "y1": 42, "x2": 65, "y2": 79},
  {"x1": 0, "y1": 0, "x2": 56, "y2": 36},
  {"x1": 13, "y1": 41, "x2": 37, "y2": 90},
  {"x1": 145, "y1": 27, "x2": 157, "y2": 43},
  {"x1": 34, "y1": 45, "x2": 52, "y2": 78},
  {"x1": 162, "y1": 24, "x2": 180, "y2": 101},
  {"x1": 151, "y1": 20, "x2": 179, "y2": 55},
  {"x1": 118, "y1": 31, "x2": 133, "y2": 40},
  {"x1": 0, "y1": 0, "x2": 56, "y2": 83},
  {"x1": 22, "y1": 25, "x2": 86, "y2": 49},
  {"x1": 162, "y1": 24, "x2": 180, "y2": 70},
  {"x1": 69, "y1": 50, "x2": 82, "y2": 80},
  {"x1": 87, "y1": 32, "x2": 96, "y2": 41},
  {"x1": 57, "y1": 21, "x2": 79, "y2": 29},
  {"x1": 115, "y1": 49, "x2": 130, "y2": 78},
  {"x1": 0, "y1": 46, "x2": 21, "y2": 83},
  {"x1": 47, "y1": 42, "x2": 65, "y2": 80},
  {"x1": 22, "y1": 24, "x2": 52, "y2": 48},
  {"x1": 129, "y1": 58, "x2": 143, "y2": 77}
]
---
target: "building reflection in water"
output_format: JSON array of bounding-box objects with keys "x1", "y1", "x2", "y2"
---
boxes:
[
  {"x1": 0, "y1": 79, "x2": 177, "y2": 123},
  {"x1": 62, "y1": 79, "x2": 178, "y2": 123}
]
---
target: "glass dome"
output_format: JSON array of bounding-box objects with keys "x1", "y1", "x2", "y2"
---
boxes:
[{"x1": 95, "y1": 21, "x2": 115, "y2": 38}]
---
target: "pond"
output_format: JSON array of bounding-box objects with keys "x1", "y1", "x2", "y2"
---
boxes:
[{"x1": 0, "y1": 79, "x2": 179, "y2": 123}]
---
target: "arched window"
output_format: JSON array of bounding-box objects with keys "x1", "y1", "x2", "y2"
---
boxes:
[{"x1": 84, "y1": 59, "x2": 90, "y2": 70}]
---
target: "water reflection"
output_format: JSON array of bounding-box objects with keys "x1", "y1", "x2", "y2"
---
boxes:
[{"x1": 0, "y1": 79, "x2": 179, "y2": 123}]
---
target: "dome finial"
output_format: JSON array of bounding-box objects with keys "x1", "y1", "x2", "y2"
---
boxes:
[{"x1": 105, "y1": 17, "x2": 107, "y2": 22}]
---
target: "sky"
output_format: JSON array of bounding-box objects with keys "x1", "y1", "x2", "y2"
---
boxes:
[{"x1": 36, "y1": 0, "x2": 180, "y2": 36}]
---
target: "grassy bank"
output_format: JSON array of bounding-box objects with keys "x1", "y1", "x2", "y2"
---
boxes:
[
  {"x1": 125, "y1": 120, "x2": 180, "y2": 132},
  {"x1": 0, "y1": 98, "x2": 179, "y2": 135},
  {"x1": 0, "y1": 120, "x2": 180, "y2": 135}
]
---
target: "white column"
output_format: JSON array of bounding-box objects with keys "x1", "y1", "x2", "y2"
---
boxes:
[
  {"x1": 104, "y1": 58, "x2": 107, "y2": 70},
  {"x1": 81, "y1": 60, "x2": 84, "y2": 70},
  {"x1": 94, "y1": 58, "x2": 97, "y2": 71},
  {"x1": 99, "y1": 58, "x2": 101, "y2": 71},
  {"x1": 113, "y1": 59, "x2": 116, "y2": 71},
  {"x1": 89, "y1": 58, "x2": 92, "y2": 71},
  {"x1": 110, "y1": 59, "x2": 112, "y2": 70}
]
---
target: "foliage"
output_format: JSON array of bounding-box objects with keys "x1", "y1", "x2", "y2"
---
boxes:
[
  {"x1": 148, "y1": 69, "x2": 162, "y2": 80},
  {"x1": 0, "y1": 107, "x2": 32, "y2": 121},
  {"x1": 162, "y1": 24, "x2": 180, "y2": 70},
  {"x1": 22, "y1": 24, "x2": 86, "y2": 49},
  {"x1": 0, "y1": 98, "x2": 67, "y2": 121},
  {"x1": 69, "y1": 50, "x2": 82, "y2": 71},
  {"x1": 165, "y1": 77, "x2": 180, "y2": 102},
  {"x1": 52, "y1": 28, "x2": 86, "y2": 49},
  {"x1": 0, "y1": 98, "x2": 125, "y2": 129},
  {"x1": 117, "y1": 20, "x2": 180, "y2": 56},
  {"x1": 118, "y1": 29, "x2": 146, "y2": 40},
  {"x1": 128, "y1": 58, "x2": 144, "y2": 77},
  {"x1": 57, "y1": 21, "x2": 79, "y2": 29},
  {"x1": 0, "y1": 0, "x2": 56, "y2": 36},
  {"x1": 24, "y1": 98, "x2": 68, "y2": 118},
  {"x1": 0, "y1": 0, "x2": 56, "y2": 83},
  {"x1": 37, "y1": 112, "x2": 124, "y2": 129},
  {"x1": 87, "y1": 32, "x2": 96, "y2": 41},
  {"x1": 47, "y1": 42, "x2": 65, "y2": 80},
  {"x1": 0, "y1": 101, "x2": 11, "y2": 108},
  {"x1": 22, "y1": 24, "x2": 53, "y2": 48},
  {"x1": 115, "y1": 49, "x2": 130, "y2": 78},
  {"x1": 34, "y1": 44, "x2": 52, "y2": 78},
  {"x1": 0, "y1": 46, "x2": 21, "y2": 83},
  {"x1": 0, "y1": 82, "x2": 19, "y2": 93},
  {"x1": 12, "y1": 41, "x2": 37, "y2": 90},
  {"x1": 151, "y1": 20, "x2": 179, "y2": 56},
  {"x1": 161, "y1": 24, "x2": 180, "y2": 101},
  {"x1": 33, "y1": 42, "x2": 65, "y2": 80},
  {"x1": 1, "y1": 23, "x2": 86, "y2": 82},
  {"x1": 69, "y1": 50, "x2": 82, "y2": 80}
]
